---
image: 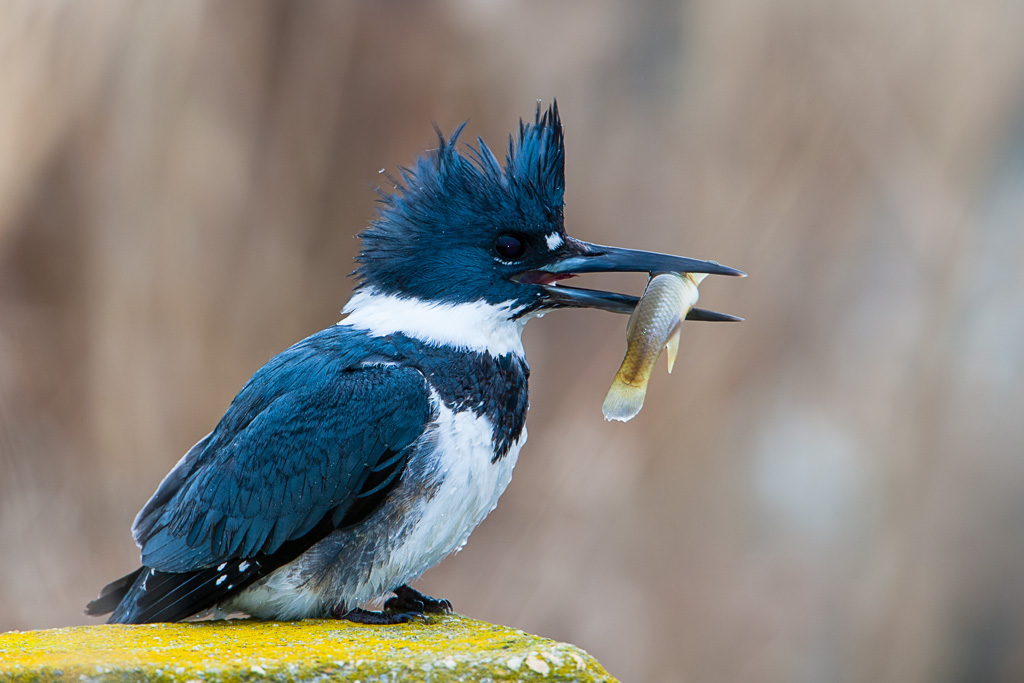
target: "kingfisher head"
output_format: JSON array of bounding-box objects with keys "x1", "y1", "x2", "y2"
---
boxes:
[{"x1": 345, "y1": 102, "x2": 742, "y2": 349}]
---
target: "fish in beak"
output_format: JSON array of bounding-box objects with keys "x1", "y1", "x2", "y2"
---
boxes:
[{"x1": 515, "y1": 237, "x2": 745, "y2": 321}]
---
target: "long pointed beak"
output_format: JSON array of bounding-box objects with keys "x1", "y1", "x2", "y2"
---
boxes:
[
  {"x1": 517, "y1": 239, "x2": 744, "y2": 319},
  {"x1": 541, "y1": 240, "x2": 746, "y2": 278}
]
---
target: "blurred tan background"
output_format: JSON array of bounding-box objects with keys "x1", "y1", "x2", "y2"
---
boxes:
[{"x1": 2, "y1": 1, "x2": 1024, "y2": 681}]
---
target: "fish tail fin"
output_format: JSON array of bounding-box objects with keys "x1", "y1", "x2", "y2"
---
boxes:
[
  {"x1": 602, "y1": 379, "x2": 648, "y2": 422},
  {"x1": 664, "y1": 325, "x2": 681, "y2": 374}
]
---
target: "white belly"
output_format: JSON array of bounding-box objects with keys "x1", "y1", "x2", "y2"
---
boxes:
[{"x1": 378, "y1": 400, "x2": 524, "y2": 582}]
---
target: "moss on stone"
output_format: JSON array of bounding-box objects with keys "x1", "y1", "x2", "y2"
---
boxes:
[{"x1": 0, "y1": 614, "x2": 617, "y2": 682}]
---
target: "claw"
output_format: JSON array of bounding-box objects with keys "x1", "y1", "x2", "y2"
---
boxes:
[{"x1": 387, "y1": 585, "x2": 453, "y2": 614}]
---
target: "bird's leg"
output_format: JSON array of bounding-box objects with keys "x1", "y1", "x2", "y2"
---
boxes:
[
  {"x1": 332, "y1": 605, "x2": 423, "y2": 625},
  {"x1": 384, "y1": 584, "x2": 453, "y2": 614}
]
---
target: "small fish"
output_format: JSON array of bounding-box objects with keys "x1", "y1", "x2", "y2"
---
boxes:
[{"x1": 602, "y1": 271, "x2": 707, "y2": 422}]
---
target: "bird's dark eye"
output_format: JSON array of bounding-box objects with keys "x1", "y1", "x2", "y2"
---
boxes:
[{"x1": 494, "y1": 234, "x2": 527, "y2": 261}]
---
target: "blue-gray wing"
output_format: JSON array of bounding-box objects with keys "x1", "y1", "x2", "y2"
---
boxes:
[
  {"x1": 132, "y1": 358, "x2": 432, "y2": 575},
  {"x1": 86, "y1": 327, "x2": 438, "y2": 623}
]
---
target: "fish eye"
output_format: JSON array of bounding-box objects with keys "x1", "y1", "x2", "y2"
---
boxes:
[{"x1": 494, "y1": 234, "x2": 527, "y2": 261}]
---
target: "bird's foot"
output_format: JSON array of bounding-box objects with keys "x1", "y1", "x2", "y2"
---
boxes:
[
  {"x1": 384, "y1": 584, "x2": 452, "y2": 614},
  {"x1": 333, "y1": 606, "x2": 424, "y2": 625}
]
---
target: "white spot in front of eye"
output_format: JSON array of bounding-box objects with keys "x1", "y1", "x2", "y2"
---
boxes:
[{"x1": 545, "y1": 233, "x2": 563, "y2": 250}]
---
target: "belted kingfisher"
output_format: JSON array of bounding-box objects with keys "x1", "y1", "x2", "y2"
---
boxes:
[{"x1": 86, "y1": 102, "x2": 743, "y2": 625}]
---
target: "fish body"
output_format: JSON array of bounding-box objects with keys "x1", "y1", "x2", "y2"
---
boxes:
[{"x1": 602, "y1": 272, "x2": 706, "y2": 422}]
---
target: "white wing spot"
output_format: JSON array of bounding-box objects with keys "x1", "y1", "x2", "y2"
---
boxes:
[
  {"x1": 545, "y1": 233, "x2": 563, "y2": 250},
  {"x1": 217, "y1": 563, "x2": 227, "y2": 571},
  {"x1": 216, "y1": 574, "x2": 228, "y2": 586},
  {"x1": 239, "y1": 561, "x2": 250, "y2": 571}
]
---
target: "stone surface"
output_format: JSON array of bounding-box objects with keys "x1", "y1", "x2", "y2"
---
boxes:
[{"x1": 0, "y1": 614, "x2": 618, "y2": 682}]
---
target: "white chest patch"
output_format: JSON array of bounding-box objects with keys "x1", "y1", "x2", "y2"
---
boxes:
[
  {"x1": 338, "y1": 288, "x2": 527, "y2": 358},
  {"x1": 373, "y1": 397, "x2": 524, "y2": 587}
]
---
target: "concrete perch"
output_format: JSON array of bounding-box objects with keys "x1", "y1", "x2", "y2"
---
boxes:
[{"x1": 0, "y1": 613, "x2": 618, "y2": 682}]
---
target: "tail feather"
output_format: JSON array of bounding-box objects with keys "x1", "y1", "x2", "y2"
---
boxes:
[
  {"x1": 94, "y1": 511, "x2": 344, "y2": 623},
  {"x1": 103, "y1": 561, "x2": 268, "y2": 624},
  {"x1": 85, "y1": 567, "x2": 145, "y2": 616}
]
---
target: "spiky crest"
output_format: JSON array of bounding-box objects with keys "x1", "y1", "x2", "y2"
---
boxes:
[{"x1": 355, "y1": 102, "x2": 565, "y2": 292}]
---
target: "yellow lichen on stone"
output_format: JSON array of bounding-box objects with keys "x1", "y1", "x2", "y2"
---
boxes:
[{"x1": 0, "y1": 614, "x2": 618, "y2": 682}]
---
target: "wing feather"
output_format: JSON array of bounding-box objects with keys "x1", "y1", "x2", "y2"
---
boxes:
[
  {"x1": 93, "y1": 328, "x2": 435, "y2": 623},
  {"x1": 137, "y1": 364, "x2": 430, "y2": 573}
]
